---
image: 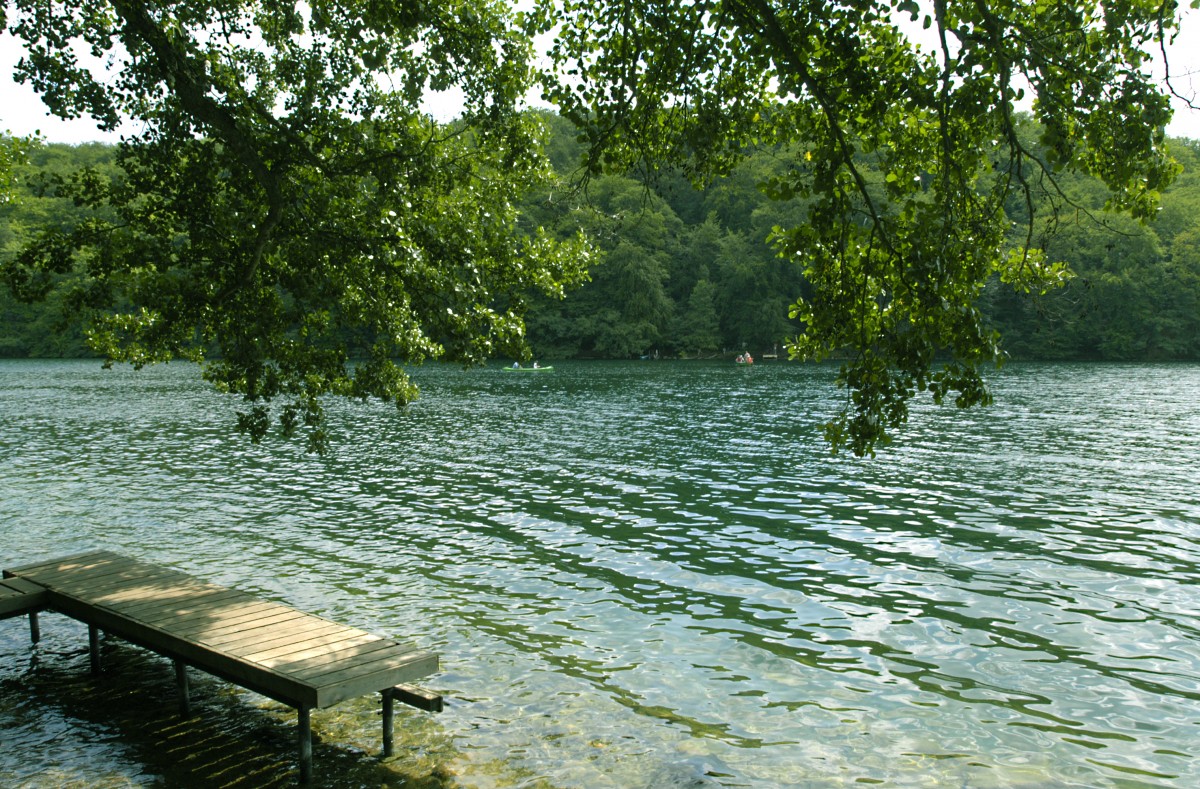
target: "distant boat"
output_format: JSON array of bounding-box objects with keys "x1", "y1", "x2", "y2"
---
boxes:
[{"x1": 503, "y1": 365, "x2": 554, "y2": 373}]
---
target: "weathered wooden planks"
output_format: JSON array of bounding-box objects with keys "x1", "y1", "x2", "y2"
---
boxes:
[
  {"x1": 3, "y1": 550, "x2": 442, "y2": 783},
  {"x1": 0, "y1": 575, "x2": 47, "y2": 643},
  {"x1": 6, "y1": 551, "x2": 439, "y2": 706},
  {"x1": 0, "y1": 575, "x2": 47, "y2": 619}
]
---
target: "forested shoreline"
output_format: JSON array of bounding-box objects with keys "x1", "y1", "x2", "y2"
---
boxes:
[{"x1": 4, "y1": 115, "x2": 1198, "y2": 363}]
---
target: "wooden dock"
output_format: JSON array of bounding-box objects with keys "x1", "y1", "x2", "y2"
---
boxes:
[
  {"x1": 2, "y1": 550, "x2": 441, "y2": 783},
  {"x1": 0, "y1": 574, "x2": 48, "y2": 641}
]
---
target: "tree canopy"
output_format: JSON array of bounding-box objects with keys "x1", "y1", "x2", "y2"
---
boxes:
[
  {"x1": 2, "y1": 0, "x2": 1194, "y2": 454},
  {"x1": 535, "y1": 0, "x2": 1190, "y2": 454},
  {"x1": 1, "y1": 0, "x2": 590, "y2": 451}
]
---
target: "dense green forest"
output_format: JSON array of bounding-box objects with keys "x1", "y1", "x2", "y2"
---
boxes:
[{"x1": 3, "y1": 117, "x2": 1199, "y2": 362}]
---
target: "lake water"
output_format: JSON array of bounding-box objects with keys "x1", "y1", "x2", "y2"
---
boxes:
[{"x1": 2, "y1": 359, "x2": 1198, "y2": 788}]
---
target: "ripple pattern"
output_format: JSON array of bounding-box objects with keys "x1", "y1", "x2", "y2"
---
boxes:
[{"x1": 2, "y1": 359, "x2": 1199, "y2": 787}]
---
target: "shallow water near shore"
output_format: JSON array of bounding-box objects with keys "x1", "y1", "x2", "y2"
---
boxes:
[{"x1": 2, "y1": 358, "x2": 1199, "y2": 787}]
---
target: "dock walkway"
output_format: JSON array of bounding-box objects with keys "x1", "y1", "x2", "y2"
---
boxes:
[{"x1": 2, "y1": 550, "x2": 441, "y2": 783}]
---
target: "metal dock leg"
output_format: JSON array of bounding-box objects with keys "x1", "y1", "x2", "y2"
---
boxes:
[
  {"x1": 174, "y1": 660, "x2": 191, "y2": 717},
  {"x1": 382, "y1": 688, "x2": 395, "y2": 758},
  {"x1": 29, "y1": 610, "x2": 40, "y2": 644},
  {"x1": 298, "y1": 705, "x2": 313, "y2": 784},
  {"x1": 88, "y1": 624, "x2": 102, "y2": 674}
]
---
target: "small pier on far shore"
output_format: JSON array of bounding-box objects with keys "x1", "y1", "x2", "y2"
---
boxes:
[{"x1": 2, "y1": 550, "x2": 442, "y2": 783}]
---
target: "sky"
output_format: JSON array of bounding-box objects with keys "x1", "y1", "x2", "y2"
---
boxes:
[{"x1": 3, "y1": 12, "x2": 1199, "y2": 144}]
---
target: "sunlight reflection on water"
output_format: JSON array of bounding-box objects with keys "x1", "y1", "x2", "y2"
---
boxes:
[{"x1": 2, "y1": 359, "x2": 1199, "y2": 787}]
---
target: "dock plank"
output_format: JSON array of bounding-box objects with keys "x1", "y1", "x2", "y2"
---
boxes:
[
  {"x1": 0, "y1": 577, "x2": 48, "y2": 619},
  {"x1": 297, "y1": 645, "x2": 433, "y2": 686},
  {"x1": 5, "y1": 551, "x2": 439, "y2": 710},
  {"x1": 265, "y1": 636, "x2": 400, "y2": 669},
  {"x1": 88, "y1": 582, "x2": 234, "y2": 613},
  {"x1": 136, "y1": 598, "x2": 291, "y2": 631},
  {"x1": 77, "y1": 566, "x2": 219, "y2": 592},
  {"x1": 169, "y1": 614, "x2": 314, "y2": 649},
  {"x1": 10, "y1": 562, "x2": 134, "y2": 591},
  {"x1": 51, "y1": 561, "x2": 187, "y2": 588},
  {"x1": 5, "y1": 551, "x2": 441, "y2": 782},
  {"x1": 4, "y1": 550, "x2": 114, "y2": 578},
  {"x1": 165, "y1": 607, "x2": 312, "y2": 639},
  {"x1": 312, "y1": 653, "x2": 439, "y2": 708},
  {"x1": 15, "y1": 551, "x2": 142, "y2": 579},
  {"x1": 106, "y1": 588, "x2": 260, "y2": 621},
  {"x1": 32, "y1": 585, "x2": 322, "y2": 706},
  {"x1": 200, "y1": 620, "x2": 355, "y2": 653},
  {"x1": 246, "y1": 631, "x2": 385, "y2": 666}
]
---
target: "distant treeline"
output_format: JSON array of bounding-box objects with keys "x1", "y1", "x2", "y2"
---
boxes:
[{"x1": 3, "y1": 115, "x2": 1199, "y2": 361}]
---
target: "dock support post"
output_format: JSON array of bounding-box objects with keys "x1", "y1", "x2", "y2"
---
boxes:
[
  {"x1": 88, "y1": 624, "x2": 101, "y2": 674},
  {"x1": 381, "y1": 688, "x2": 395, "y2": 758},
  {"x1": 29, "y1": 610, "x2": 40, "y2": 644},
  {"x1": 174, "y1": 660, "x2": 191, "y2": 717},
  {"x1": 298, "y1": 705, "x2": 313, "y2": 784}
]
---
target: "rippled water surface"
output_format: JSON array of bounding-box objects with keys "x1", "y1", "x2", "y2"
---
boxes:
[{"x1": 2, "y1": 359, "x2": 1199, "y2": 787}]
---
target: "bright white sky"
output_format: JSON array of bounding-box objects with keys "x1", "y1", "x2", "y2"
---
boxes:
[{"x1": 2, "y1": 10, "x2": 1199, "y2": 144}]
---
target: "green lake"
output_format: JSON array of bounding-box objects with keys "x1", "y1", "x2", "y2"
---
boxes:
[{"x1": 2, "y1": 359, "x2": 1198, "y2": 787}]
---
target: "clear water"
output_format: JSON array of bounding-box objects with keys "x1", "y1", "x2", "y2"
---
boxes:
[{"x1": 2, "y1": 359, "x2": 1198, "y2": 787}]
